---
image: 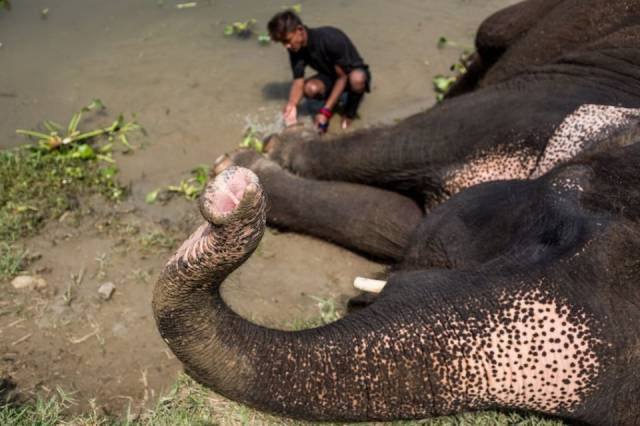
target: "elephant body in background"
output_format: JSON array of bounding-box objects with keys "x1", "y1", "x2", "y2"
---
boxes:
[{"x1": 154, "y1": 1, "x2": 640, "y2": 425}]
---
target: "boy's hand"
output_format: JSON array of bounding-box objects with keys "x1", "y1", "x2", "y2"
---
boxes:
[
  {"x1": 315, "y1": 113, "x2": 329, "y2": 133},
  {"x1": 283, "y1": 103, "x2": 298, "y2": 126}
]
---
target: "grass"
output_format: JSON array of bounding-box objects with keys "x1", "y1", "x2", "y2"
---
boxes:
[
  {"x1": 139, "y1": 232, "x2": 177, "y2": 251},
  {"x1": 0, "y1": 102, "x2": 139, "y2": 280},
  {"x1": 0, "y1": 145, "x2": 126, "y2": 280},
  {"x1": 0, "y1": 374, "x2": 564, "y2": 425},
  {"x1": 0, "y1": 243, "x2": 27, "y2": 281}
]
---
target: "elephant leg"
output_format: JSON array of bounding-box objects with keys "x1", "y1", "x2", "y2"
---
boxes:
[
  {"x1": 265, "y1": 76, "x2": 640, "y2": 208},
  {"x1": 449, "y1": 0, "x2": 564, "y2": 97},
  {"x1": 215, "y1": 150, "x2": 423, "y2": 261},
  {"x1": 476, "y1": 0, "x2": 563, "y2": 62}
]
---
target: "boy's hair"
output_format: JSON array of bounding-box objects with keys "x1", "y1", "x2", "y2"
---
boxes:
[{"x1": 267, "y1": 10, "x2": 303, "y2": 42}]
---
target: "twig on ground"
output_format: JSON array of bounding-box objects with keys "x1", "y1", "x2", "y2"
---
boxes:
[{"x1": 11, "y1": 333, "x2": 32, "y2": 345}]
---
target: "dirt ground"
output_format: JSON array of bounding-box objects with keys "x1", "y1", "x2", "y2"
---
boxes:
[{"x1": 0, "y1": 187, "x2": 385, "y2": 416}]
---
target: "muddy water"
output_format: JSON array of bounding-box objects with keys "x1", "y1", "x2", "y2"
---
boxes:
[
  {"x1": 0, "y1": 0, "x2": 519, "y2": 418},
  {"x1": 2, "y1": 0, "x2": 517, "y2": 185}
]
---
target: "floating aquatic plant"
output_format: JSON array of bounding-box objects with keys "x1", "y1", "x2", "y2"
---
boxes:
[
  {"x1": 283, "y1": 4, "x2": 302, "y2": 13},
  {"x1": 223, "y1": 19, "x2": 257, "y2": 38},
  {"x1": 16, "y1": 99, "x2": 142, "y2": 153},
  {"x1": 239, "y1": 127, "x2": 264, "y2": 153},
  {"x1": 433, "y1": 36, "x2": 475, "y2": 102},
  {"x1": 146, "y1": 166, "x2": 209, "y2": 203},
  {"x1": 176, "y1": 2, "x2": 197, "y2": 9},
  {"x1": 257, "y1": 33, "x2": 271, "y2": 45}
]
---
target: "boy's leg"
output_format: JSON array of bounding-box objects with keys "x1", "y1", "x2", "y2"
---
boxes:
[
  {"x1": 342, "y1": 68, "x2": 370, "y2": 128},
  {"x1": 303, "y1": 74, "x2": 334, "y2": 100}
]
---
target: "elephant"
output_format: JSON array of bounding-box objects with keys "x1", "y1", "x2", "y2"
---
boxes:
[{"x1": 153, "y1": 0, "x2": 640, "y2": 425}]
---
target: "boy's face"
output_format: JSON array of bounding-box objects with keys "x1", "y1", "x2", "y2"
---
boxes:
[{"x1": 281, "y1": 26, "x2": 306, "y2": 52}]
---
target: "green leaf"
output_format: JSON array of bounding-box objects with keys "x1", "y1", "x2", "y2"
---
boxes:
[
  {"x1": 99, "y1": 143, "x2": 113, "y2": 153},
  {"x1": 223, "y1": 25, "x2": 234, "y2": 36},
  {"x1": 43, "y1": 120, "x2": 63, "y2": 132},
  {"x1": 67, "y1": 112, "x2": 82, "y2": 135},
  {"x1": 100, "y1": 166, "x2": 119, "y2": 179},
  {"x1": 71, "y1": 144, "x2": 95, "y2": 160},
  {"x1": 146, "y1": 189, "x2": 160, "y2": 204},
  {"x1": 15, "y1": 129, "x2": 50, "y2": 140},
  {"x1": 96, "y1": 154, "x2": 116, "y2": 163},
  {"x1": 191, "y1": 165, "x2": 209, "y2": 185},
  {"x1": 176, "y1": 2, "x2": 197, "y2": 9},
  {"x1": 88, "y1": 98, "x2": 105, "y2": 111},
  {"x1": 284, "y1": 4, "x2": 302, "y2": 13},
  {"x1": 119, "y1": 133, "x2": 132, "y2": 150},
  {"x1": 437, "y1": 36, "x2": 449, "y2": 49},
  {"x1": 432, "y1": 74, "x2": 456, "y2": 93},
  {"x1": 184, "y1": 184, "x2": 200, "y2": 199}
]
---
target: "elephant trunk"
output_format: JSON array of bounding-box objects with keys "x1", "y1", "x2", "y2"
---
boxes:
[
  {"x1": 152, "y1": 166, "x2": 267, "y2": 397},
  {"x1": 151, "y1": 166, "x2": 447, "y2": 420}
]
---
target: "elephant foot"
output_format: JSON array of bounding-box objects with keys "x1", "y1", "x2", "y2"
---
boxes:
[
  {"x1": 263, "y1": 125, "x2": 317, "y2": 170},
  {"x1": 213, "y1": 149, "x2": 282, "y2": 179},
  {"x1": 213, "y1": 153, "x2": 234, "y2": 177}
]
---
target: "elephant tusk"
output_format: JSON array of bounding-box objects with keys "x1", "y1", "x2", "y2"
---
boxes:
[{"x1": 353, "y1": 276, "x2": 387, "y2": 293}]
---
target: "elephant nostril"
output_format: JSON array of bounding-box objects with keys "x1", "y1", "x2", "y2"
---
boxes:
[
  {"x1": 208, "y1": 167, "x2": 257, "y2": 217},
  {"x1": 214, "y1": 186, "x2": 242, "y2": 214}
]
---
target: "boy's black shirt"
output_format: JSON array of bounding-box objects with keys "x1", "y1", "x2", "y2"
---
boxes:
[{"x1": 288, "y1": 26, "x2": 368, "y2": 79}]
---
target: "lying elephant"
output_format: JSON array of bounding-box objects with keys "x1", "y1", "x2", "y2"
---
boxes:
[{"x1": 153, "y1": 0, "x2": 640, "y2": 424}]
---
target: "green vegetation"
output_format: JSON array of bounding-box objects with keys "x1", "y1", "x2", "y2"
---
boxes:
[
  {"x1": 223, "y1": 5, "x2": 301, "y2": 45},
  {"x1": 0, "y1": 101, "x2": 141, "y2": 280},
  {"x1": 15, "y1": 99, "x2": 139, "y2": 152},
  {"x1": 146, "y1": 165, "x2": 209, "y2": 204},
  {"x1": 221, "y1": 21, "x2": 270, "y2": 46},
  {"x1": 223, "y1": 19, "x2": 258, "y2": 38},
  {"x1": 139, "y1": 231, "x2": 177, "y2": 251},
  {"x1": 433, "y1": 37, "x2": 474, "y2": 102},
  {"x1": 0, "y1": 243, "x2": 26, "y2": 281},
  {"x1": 0, "y1": 0, "x2": 11, "y2": 11},
  {"x1": 175, "y1": 2, "x2": 197, "y2": 9},
  {"x1": 0, "y1": 374, "x2": 564, "y2": 425},
  {"x1": 239, "y1": 126, "x2": 264, "y2": 153},
  {"x1": 257, "y1": 33, "x2": 272, "y2": 45}
]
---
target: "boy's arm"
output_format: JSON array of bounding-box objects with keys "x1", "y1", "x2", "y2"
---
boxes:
[
  {"x1": 284, "y1": 78, "x2": 305, "y2": 125},
  {"x1": 286, "y1": 78, "x2": 305, "y2": 108}
]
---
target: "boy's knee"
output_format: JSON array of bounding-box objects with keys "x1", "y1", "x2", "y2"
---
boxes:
[
  {"x1": 349, "y1": 70, "x2": 366, "y2": 93},
  {"x1": 304, "y1": 80, "x2": 325, "y2": 98}
]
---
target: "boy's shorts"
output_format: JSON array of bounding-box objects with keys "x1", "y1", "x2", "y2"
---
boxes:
[{"x1": 307, "y1": 67, "x2": 372, "y2": 100}]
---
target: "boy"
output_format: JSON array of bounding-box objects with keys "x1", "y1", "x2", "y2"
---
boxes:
[{"x1": 267, "y1": 10, "x2": 371, "y2": 132}]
